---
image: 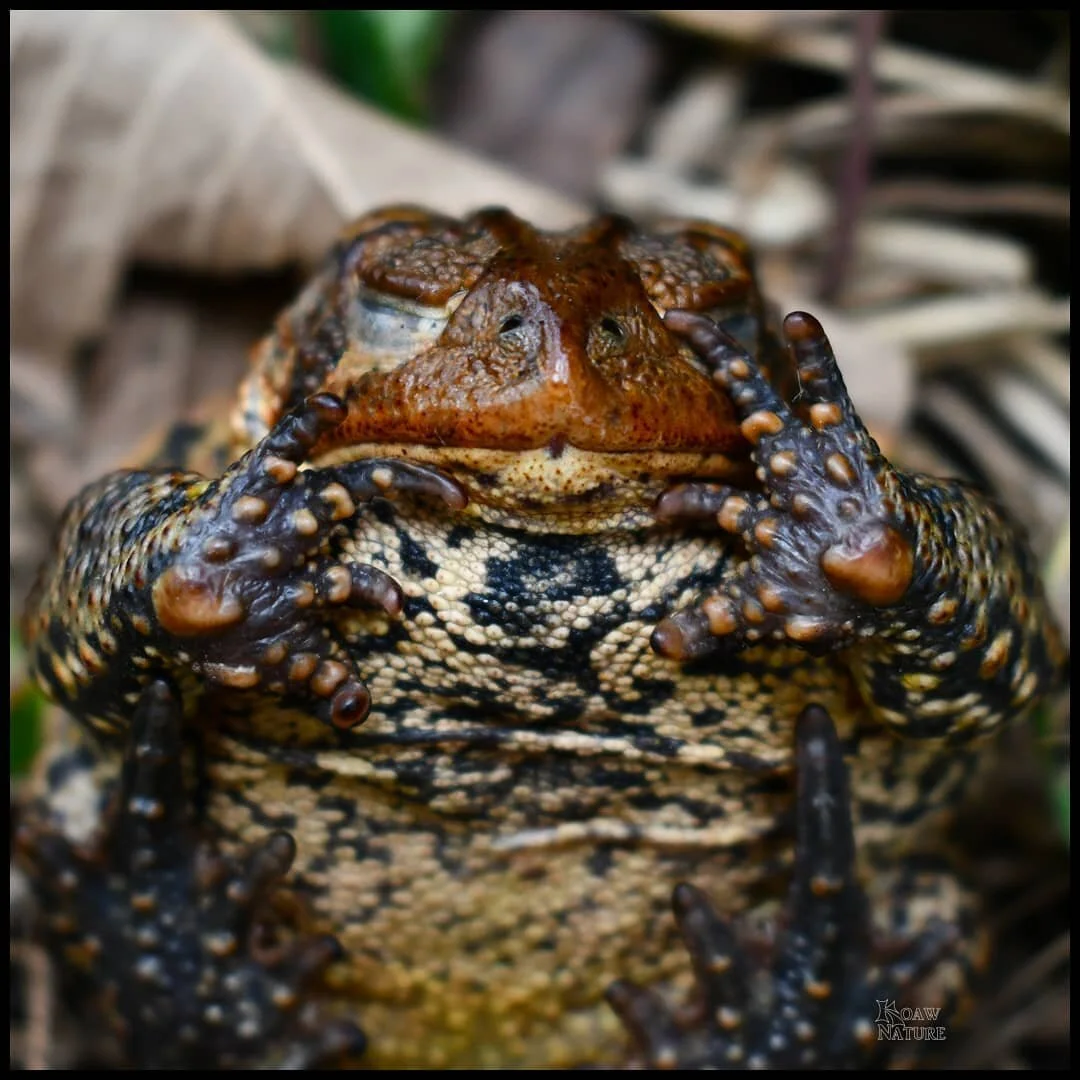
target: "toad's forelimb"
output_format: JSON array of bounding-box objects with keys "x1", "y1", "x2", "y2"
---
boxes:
[{"x1": 654, "y1": 311, "x2": 1065, "y2": 741}]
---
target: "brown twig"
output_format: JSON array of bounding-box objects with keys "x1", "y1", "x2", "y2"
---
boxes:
[
  {"x1": 949, "y1": 934, "x2": 1071, "y2": 1066},
  {"x1": 817, "y1": 10, "x2": 889, "y2": 303},
  {"x1": 869, "y1": 179, "x2": 1070, "y2": 220}
]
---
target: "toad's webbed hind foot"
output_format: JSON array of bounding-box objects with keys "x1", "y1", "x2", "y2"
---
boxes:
[
  {"x1": 607, "y1": 705, "x2": 955, "y2": 1069},
  {"x1": 14, "y1": 681, "x2": 365, "y2": 1069}
]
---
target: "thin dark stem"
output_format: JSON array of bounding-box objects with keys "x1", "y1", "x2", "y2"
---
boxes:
[{"x1": 817, "y1": 11, "x2": 889, "y2": 304}]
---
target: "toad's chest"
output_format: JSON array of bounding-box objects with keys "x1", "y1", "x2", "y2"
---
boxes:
[{"x1": 215, "y1": 506, "x2": 851, "y2": 768}]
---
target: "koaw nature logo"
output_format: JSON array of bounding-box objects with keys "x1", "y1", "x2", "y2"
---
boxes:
[{"x1": 875, "y1": 999, "x2": 948, "y2": 1042}]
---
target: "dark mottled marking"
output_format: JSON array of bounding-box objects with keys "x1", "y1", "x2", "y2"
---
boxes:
[
  {"x1": 726, "y1": 749, "x2": 787, "y2": 774},
  {"x1": 151, "y1": 421, "x2": 211, "y2": 470},
  {"x1": 44, "y1": 745, "x2": 100, "y2": 791},
  {"x1": 395, "y1": 525, "x2": 440, "y2": 579},
  {"x1": 587, "y1": 847, "x2": 616, "y2": 878},
  {"x1": 222, "y1": 786, "x2": 299, "y2": 833},
  {"x1": 469, "y1": 534, "x2": 622, "y2": 625},
  {"x1": 445, "y1": 523, "x2": 473, "y2": 549}
]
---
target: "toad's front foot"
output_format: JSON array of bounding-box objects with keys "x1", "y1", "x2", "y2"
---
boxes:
[
  {"x1": 148, "y1": 393, "x2": 467, "y2": 730},
  {"x1": 14, "y1": 681, "x2": 366, "y2": 1069},
  {"x1": 607, "y1": 706, "x2": 955, "y2": 1069},
  {"x1": 654, "y1": 311, "x2": 914, "y2": 663},
  {"x1": 25, "y1": 392, "x2": 467, "y2": 735},
  {"x1": 652, "y1": 310, "x2": 1064, "y2": 740}
]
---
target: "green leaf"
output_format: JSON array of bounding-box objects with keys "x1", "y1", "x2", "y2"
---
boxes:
[
  {"x1": 1035, "y1": 524, "x2": 1070, "y2": 847},
  {"x1": 1051, "y1": 767, "x2": 1070, "y2": 846},
  {"x1": 1031, "y1": 701, "x2": 1070, "y2": 847},
  {"x1": 317, "y1": 10, "x2": 450, "y2": 123},
  {"x1": 10, "y1": 628, "x2": 43, "y2": 775}
]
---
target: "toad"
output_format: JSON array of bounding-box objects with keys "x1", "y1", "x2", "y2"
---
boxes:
[{"x1": 16, "y1": 207, "x2": 1065, "y2": 1067}]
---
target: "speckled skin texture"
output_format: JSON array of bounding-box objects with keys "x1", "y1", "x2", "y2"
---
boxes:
[{"x1": 18, "y1": 208, "x2": 1065, "y2": 1067}]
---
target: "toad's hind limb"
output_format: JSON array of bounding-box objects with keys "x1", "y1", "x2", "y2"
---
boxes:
[{"x1": 14, "y1": 679, "x2": 366, "y2": 1068}]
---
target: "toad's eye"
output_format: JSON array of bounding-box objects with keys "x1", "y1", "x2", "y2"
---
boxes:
[{"x1": 349, "y1": 286, "x2": 463, "y2": 361}]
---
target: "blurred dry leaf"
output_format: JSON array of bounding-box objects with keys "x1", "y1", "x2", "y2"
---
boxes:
[
  {"x1": 658, "y1": 11, "x2": 1068, "y2": 130},
  {"x1": 852, "y1": 291, "x2": 1070, "y2": 349},
  {"x1": 437, "y1": 11, "x2": 661, "y2": 200},
  {"x1": 855, "y1": 221, "x2": 1033, "y2": 288},
  {"x1": 656, "y1": 11, "x2": 850, "y2": 43},
  {"x1": 10, "y1": 9, "x2": 581, "y2": 356}
]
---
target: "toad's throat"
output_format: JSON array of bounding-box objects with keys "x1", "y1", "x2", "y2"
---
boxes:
[{"x1": 313, "y1": 441, "x2": 754, "y2": 533}]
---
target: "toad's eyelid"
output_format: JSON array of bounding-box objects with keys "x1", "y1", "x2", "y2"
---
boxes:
[
  {"x1": 355, "y1": 286, "x2": 467, "y2": 322},
  {"x1": 349, "y1": 288, "x2": 467, "y2": 355}
]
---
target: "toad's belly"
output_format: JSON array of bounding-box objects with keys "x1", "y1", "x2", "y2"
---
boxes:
[
  {"x1": 199, "y1": 514, "x2": 982, "y2": 1066},
  {"x1": 203, "y1": 659, "x2": 979, "y2": 1067},
  {"x1": 203, "y1": 721, "x2": 816, "y2": 1067}
]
